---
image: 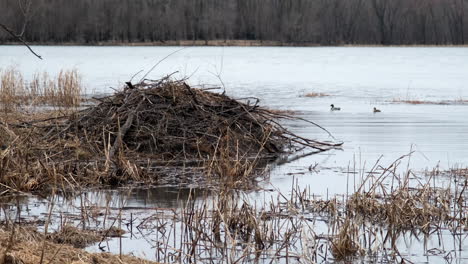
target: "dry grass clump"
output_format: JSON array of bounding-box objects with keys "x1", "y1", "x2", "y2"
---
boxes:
[
  {"x1": 211, "y1": 190, "x2": 267, "y2": 250},
  {"x1": 303, "y1": 92, "x2": 329, "y2": 98},
  {"x1": 0, "y1": 228, "x2": 155, "y2": 264},
  {"x1": 0, "y1": 67, "x2": 25, "y2": 113},
  {"x1": 0, "y1": 67, "x2": 84, "y2": 111},
  {"x1": 29, "y1": 70, "x2": 83, "y2": 107},
  {"x1": 331, "y1": 219, "x2": 363, "y2": 261},
  {"x1": 47, "y1": 225, "x2": 102, "y2": 248},
  {"x1": 203, "y1": 130, "x2": 267, "y2": 185},
  {"x1": 279, "y1": 156, "x2": 468, "y2": 262},
  {"x1": 343, "y1": 161, "x2": 460, "y2": 233},
  {"x1": 347, "y1": 187, "x2": 452, "y2": 232}
]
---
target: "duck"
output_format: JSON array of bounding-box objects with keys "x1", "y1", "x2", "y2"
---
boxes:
[
  {"x1": 330, "y1": 104, "x2": 341, "y2": 111},
  {"x1": 373, "y1": 107, "x2": 381, "y2": 113}
]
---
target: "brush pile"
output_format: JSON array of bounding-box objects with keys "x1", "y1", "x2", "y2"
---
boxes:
[
  {"x1": 0, "y1": 77, "x2": 341, "y2": 193},
  {"x1": 56, "y1": 78, "x2": 339, "y2": 161}
]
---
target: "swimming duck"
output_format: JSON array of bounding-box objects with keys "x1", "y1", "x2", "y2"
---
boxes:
[
  {"x1": 330, "y1": 104, "x2": 341, "y2": 111},
  {"x1": 373, "y1": 107, "x2": 381, "y2": 113}
]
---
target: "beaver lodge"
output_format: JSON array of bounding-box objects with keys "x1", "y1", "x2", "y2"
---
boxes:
[{"x1": 0, "y1": 77, "x2": 341, "y2": 193}]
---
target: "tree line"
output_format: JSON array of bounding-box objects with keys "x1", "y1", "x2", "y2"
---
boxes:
[{"x1": 0, "y1": 0, "x2": 467, "y2": 45}]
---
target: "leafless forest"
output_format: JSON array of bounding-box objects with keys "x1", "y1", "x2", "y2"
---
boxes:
[{"x1": 0, "y1": 0, "x2": 467, "y2": 45}]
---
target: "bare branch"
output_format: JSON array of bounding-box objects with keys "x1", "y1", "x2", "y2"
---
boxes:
[
  {"x1": 0, "y1": 23, "x2": 42, "y2": 60},
  {"x1": 0, "y1": 0, "x2": 42, "y2": 59}
]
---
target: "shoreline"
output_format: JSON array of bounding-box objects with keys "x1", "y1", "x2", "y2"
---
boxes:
[{"x1": 1, "y1": 39, "x2": 468, "y2": 47}]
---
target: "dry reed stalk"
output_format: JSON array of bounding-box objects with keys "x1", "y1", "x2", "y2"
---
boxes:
[
  {"x1": 53, "y1": 69, "x2": 83, "y2": 107},
  {"x1": 0, "y1": 67, "x2": 25, "y2": 113},
  {"x1": 331, "y1": 219, "x2": 363, "y2": 260},
  {"x1": 204, "y1": 130, "x2": 265, "y2": 186},
  {"x1": 1, "y1": 161, "x2": 464, "y2": 264},
  {"x1": 0, "y1": 67, "x2": 84, "y2": 111}
]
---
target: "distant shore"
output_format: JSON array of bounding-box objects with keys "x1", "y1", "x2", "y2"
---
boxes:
[{"x1": 2, "y1": 39, "x2": 468, "y2": 47}]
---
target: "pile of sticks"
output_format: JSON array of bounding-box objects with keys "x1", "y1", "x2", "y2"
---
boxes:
[{"x1": 58, "y1": 78, "x2": 340, "y2": 161}]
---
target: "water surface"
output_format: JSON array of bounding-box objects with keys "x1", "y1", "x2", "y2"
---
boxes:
[{"x1": 1, "y1": 45, "x2": 468, "y2": 262}]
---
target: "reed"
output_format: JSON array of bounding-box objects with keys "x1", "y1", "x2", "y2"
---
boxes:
[
  {"x1": 331, "y1": 219, "x2": 363, "y2": 260},
  {"x1": 0, "y1": 228, "x2": 154, "y2": 264},
  {"x1": 0, "y1": 67, "x2": 84, "y2": 111},
  {"x1": 0, "y1": 67, "x2": 25, "y2": 112},
  {"x1": 0, "y1": 158, "x2": 466, "y2": 263},
  {"x1": 49, "y1": 69, "x2": 83, "y2": 107}
]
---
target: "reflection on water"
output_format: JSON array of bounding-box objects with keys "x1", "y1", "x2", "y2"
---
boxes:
[{"x1": 120, "y1": 187, "x2": 208, "y2": 208}]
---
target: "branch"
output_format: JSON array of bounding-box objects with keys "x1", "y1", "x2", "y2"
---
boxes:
[
  {"x1": 0, "y1": 23, "x2": 42, "y2": 60},
  {"x1": 1, "y1": 0, "x2": 41, "y2": 59}
]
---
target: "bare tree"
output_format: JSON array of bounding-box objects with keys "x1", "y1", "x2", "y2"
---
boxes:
[{"x1": 1, "y1": 0, "x2": 467, "y2": 46}]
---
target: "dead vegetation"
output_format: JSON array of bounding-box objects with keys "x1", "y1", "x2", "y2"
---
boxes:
[
  {"x1": 0, "y1": 67, "x2": 83, "y2": 112},
  {"x1": 0, "y1": 156, "x2": 466, "y2": 263},
  {"x1": 0, "y1": 76, "x2": 341, "y2": 194},
  {"x1": 59, "y1": 78, "x2": 337, "y2": 160},
  {"x1": 46, "y1": 225, "x2": 103, "y2": 248},
  {"x1": 0, "y1": 227, "x2": 155, "y2": 264},
  {"x1": 303, "y1": 92, "x2": 329, "y2": 98},
  {"x1": 331, "y1": 219, "x2": 363, "y2": 261},
  {"x1": 391, "y1": 97, "x2": 468, "y2": 105},
  {"x1": 288, "y1": 157, "x2": 468, "y2": 262}
]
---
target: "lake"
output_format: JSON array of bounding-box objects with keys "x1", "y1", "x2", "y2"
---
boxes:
[{"x1": 1, "y1": 45, "x2": 468, "y2": 262}]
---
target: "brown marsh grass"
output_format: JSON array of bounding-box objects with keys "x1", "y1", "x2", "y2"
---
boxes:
[
  {"x1": 292, "y1": 159, "x2": 468, "y2": 261},
  {"x1": 0, "y1": 228, "x2": 155, "y2": 264},
  {"x1": 331, "y1": 219, "x2": 363, "y2": 261},
  {"x1": 0, "y1": 67, "x2": 84, "y2": 111},
  {"x1": 391, "y1": 97, "x2": 468, "y2": 105},
  {"x1": 304, "y1": 92, "x2": 329, "y2": 98},
  {"x1": 0, "y1": 67, "x2": 25, "y2": 112},
  {"x1": 204, "y1": 131, "x2": 264, "y2": 185},
  {"x1": 0, "y1": 156, "x2": 466, "y2": 263}
]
